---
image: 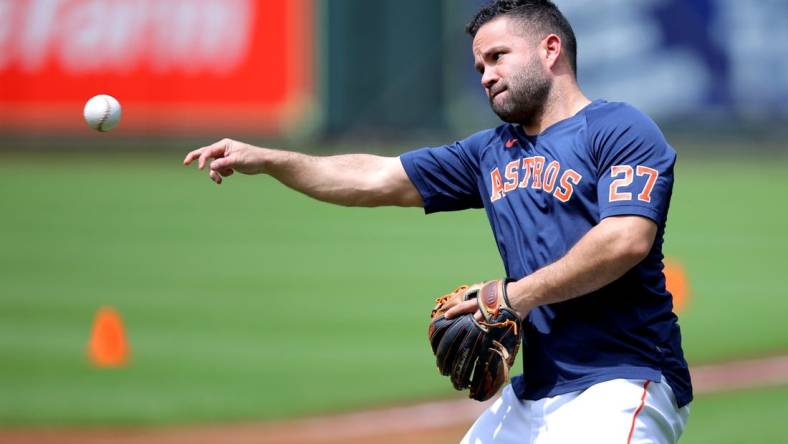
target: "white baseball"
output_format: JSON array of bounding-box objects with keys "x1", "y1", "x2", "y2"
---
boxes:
[{"x1": 83, "y1": 94, "x2": 122, "y2": 132}]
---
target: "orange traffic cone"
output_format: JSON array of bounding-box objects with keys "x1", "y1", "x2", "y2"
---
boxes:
[
  {"x1": 664, "y1": 258, "x2": 690, "y2": 313},
  {"x1": 87, "y1": 306, "x2": 130, "y2": 367}
]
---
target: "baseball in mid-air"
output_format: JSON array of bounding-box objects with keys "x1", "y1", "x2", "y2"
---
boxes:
[{"x1": 83, "y1": 94, "x2": 122, "y2": 132}]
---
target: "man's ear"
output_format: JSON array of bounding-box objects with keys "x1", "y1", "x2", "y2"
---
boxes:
[{"x1": 542, "y1": 34, "x2": 562, "y2": 70}]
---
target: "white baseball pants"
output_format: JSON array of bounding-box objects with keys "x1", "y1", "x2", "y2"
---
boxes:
[{"x1": 461, "y1": 378, "x2": 690, "y2": 444}]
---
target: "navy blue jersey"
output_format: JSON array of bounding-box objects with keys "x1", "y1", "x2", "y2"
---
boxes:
[{"x1": 400, "y1": 100, "x2": 692, "y2": 408}]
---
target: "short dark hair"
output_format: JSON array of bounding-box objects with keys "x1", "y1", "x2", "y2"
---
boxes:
[{"x1": 466, "y1": 0, "x2": 578, "y2": 76}]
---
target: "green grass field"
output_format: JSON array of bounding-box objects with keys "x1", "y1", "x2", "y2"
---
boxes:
[
  {"x1": 0, "y1": 152, "x2": 786, "y2": 434},
  {"x1": 680, "y1": 385, "x2": 788, "y2": 444}
]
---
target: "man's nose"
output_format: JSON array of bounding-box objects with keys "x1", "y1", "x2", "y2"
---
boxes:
[{"x1": 481, "y1": 69, "x2": 498, "y2": 91}]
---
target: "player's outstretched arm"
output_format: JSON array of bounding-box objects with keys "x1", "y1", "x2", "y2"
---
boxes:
[
  {"x1": 445, "y1": 215, "x2": 658, "y2": 319},
  {"x1": 183, "y1": 138, "x2": 423, "y2": 208}
]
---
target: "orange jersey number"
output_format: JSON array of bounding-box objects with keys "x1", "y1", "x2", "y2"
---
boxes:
[{"x1": 609, "y1": 165, "x2": 659, "y2": 203}]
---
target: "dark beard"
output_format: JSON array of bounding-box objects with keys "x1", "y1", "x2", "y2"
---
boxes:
[{"x1": 489, "y1": 61, "x2": 552, "y2": 126}]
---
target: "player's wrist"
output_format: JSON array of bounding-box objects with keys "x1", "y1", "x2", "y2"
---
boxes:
[
  {"x1": 251, "y1": 146, "x2": 277, "y2": 175},
  {"x1": 475, "y1": 279, "x2": 524, "y2": 320},
  {"x1": 503, "y1": 279, "x2": 532, "y2": 318}
]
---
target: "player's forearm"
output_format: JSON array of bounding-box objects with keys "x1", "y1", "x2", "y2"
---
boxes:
[
  {"x1": 506, "y1": 216, "x2": 656, "y2": 315},
  {"x1": 258, "y1": 148, "x2": 420, "y2": 207}
]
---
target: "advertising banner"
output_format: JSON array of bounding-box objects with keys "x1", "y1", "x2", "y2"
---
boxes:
[{"x1": 0, "y1": 0, "x2": 313, "y2": 134}]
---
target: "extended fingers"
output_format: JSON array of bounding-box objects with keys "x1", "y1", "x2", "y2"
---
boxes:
[
  {"x1": 183, "y1": 147, "x2": 212, "y2": 167},
  {"x1": 444, "y1": 299, "x2": 479, "y2": 319},
  {"x1": 183, "y1": 147, "x2": 202, "y2": 165},
  {"x1": 183, "y1": 139, "x2": 231, "y2": 169}
]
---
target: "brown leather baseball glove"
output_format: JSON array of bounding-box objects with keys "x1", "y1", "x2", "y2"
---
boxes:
[{"x1": 428, "y1": 280, "x2": 522, "y2": 401}]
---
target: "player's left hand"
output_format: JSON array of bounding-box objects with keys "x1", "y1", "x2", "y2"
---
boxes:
[{"x1": 428, "y1": 280, "x2": 522, "y2": 401}]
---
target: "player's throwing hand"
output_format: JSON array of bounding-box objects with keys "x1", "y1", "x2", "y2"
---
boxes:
[{"x1": 183, "y1": 138, "x2": 266, "y2": 184}]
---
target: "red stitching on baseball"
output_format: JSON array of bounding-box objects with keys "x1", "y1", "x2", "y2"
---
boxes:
[{"x1": 98, "y1": 96, "x2": 112, "y2": 132}]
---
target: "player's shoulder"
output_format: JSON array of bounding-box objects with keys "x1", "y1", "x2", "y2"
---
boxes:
[
  {"x1": 584, "y1": 100, "x2": 676, "y2": 161},
  {"x1": 584, "y1": 100, "x2": 664, "y2": 137}
]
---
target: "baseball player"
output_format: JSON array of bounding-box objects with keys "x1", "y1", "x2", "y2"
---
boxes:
[{"x1": 184, "y1": 1, "x2": 692, "y2": 442}]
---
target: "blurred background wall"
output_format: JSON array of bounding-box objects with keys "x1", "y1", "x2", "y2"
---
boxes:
[{"x1": 1, "y1": 0, "x2": 787, "y2": 151}]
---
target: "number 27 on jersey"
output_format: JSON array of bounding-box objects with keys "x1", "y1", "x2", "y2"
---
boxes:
[{"x1": 608, "y1": 165, "x2": 658, "y2": 203}]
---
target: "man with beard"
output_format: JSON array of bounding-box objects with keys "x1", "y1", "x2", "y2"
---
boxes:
[{"x1": 184, "y1": 0, "x2": 692, "y2": 442}]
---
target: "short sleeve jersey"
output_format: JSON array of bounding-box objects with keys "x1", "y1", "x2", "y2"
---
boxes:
[{"x1": 400, "y1": 100, "x2": 692, "y2": 407}]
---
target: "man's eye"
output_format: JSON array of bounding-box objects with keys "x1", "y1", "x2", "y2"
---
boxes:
[{"x1": 493, "y1": 52, "x2": 503, "y2": 61}]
